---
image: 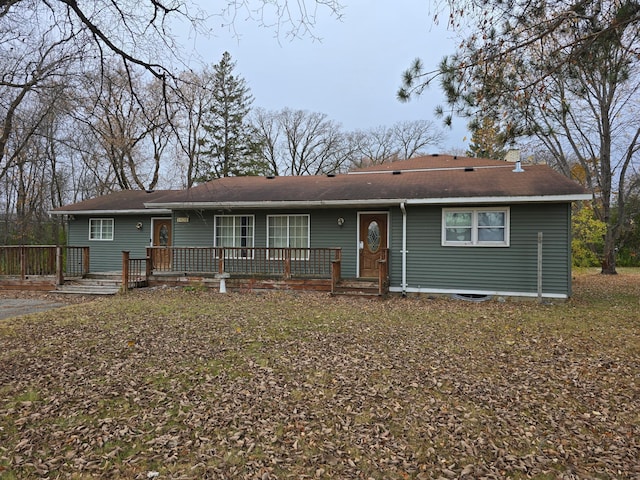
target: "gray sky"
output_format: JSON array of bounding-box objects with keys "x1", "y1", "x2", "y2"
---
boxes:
[{"x1": 178, "y1": 1, "x2": 470, "y2": 152}]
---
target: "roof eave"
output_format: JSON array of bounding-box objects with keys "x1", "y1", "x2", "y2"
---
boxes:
[
  {"x1": 49, "y1": 209, "x2": 172, "y2": 216},
  {"x1": 407, "y1": 193, "x2": 593, "y2": 205},
  {"x1": 149, "y1": 194, "x2": 592, "y2": 210}
]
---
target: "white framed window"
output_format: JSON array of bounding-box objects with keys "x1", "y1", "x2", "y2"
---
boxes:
[
  {"x1": 89, "y1": 218, "x2": 114, "y2": 241},
  {"x1": 214, "y1": 215, "x2": 254, "y2": 258},
  {"x1": 442, "y1": 208, "x2": 510, "y2": 246},
  {"x1": 267, "y1": 215, "x2": 310, "y2": 259}
]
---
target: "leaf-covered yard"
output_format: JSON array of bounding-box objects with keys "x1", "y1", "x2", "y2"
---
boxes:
[{"x1": 1, "y1": 271, "x2": 639, "y2": 479}]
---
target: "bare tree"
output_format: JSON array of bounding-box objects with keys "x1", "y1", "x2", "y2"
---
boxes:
[
  {"x1": 253, "y1": 108, "x2": 353, "y2": 175},
  {"x1": 393, "y1": 120, "x2": 445, "y2": 159},
  {"x1": 350, "y1": 120, "x2": 444, "y2": 168},
  {"x1": 170, "y1": 70, "x2": 216, "y2": 188},
  {"x1": 1, "y1": 1, "x2": 343, "y2": 106},
  {"x1": 0, "y1": 84, "x2": 73, "y2": 243},
  {"x1": 0, "y1": 17, "x2": 82, "y2": 182},
  {"x1": 252, "y1": 107, "x2": 282, "y2": 175},
  {"x1": 73, "y1": 68, "x2": 172, "y2": 191},
  {"x1": 350, "y1": 126, "x2": 397, "y2": 167}
]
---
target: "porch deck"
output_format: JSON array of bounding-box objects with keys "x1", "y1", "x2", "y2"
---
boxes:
[{"x1": 1, "y1": 246, "x2": 390, "y2": 296}]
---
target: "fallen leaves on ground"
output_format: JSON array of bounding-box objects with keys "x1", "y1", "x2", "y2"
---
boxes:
[{"x1": 1, "y1": 271, "x2": 639, "y2": 479}]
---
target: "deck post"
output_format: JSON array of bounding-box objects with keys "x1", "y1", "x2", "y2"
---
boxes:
[
  {"x1": 20, "y1": 246, "x2": 26, "y2": 280},
  {"x1": 55, "y1": 246, "x2": 64, "y2": 286},
  {"x1": 217, "y1": 248, "x2": 225, "y2": 274},
  {"x1": 145, "y1": 255, "x2": 152, "y2": 278},
  {"x1": 377, "y1": 249, "x2": 389, "y2": 296},
  {"x1": 82, "y1": 247, "x2": 90, "y2": 276},
  {"x1": 284, "y1": 249, "x2": 291, "y2": 279},
  {"x1": 331, "y1": 248, "x2": 342, "y2": 294},
  {"x1": 122, "y1": 251, "x2": 130, "y2": 293}
]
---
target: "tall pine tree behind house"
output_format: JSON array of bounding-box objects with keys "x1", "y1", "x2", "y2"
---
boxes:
[
  {"x1": 198, "y1": 52, "x2": 265, "y2": 181},
  {"x1": 466, "y1": 117, "x2": 507, "y2": 160}
]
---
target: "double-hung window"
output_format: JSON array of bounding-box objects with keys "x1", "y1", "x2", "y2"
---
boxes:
[
  {"x1": 442, "y1": 208, "x2": 509, "y2": 246},
  {"x1": 89, "y1": 218, "x2": 114, "y2": 241},
  {"x1": 267, "y1": 215, "x2": 310, "y2": 259},
  {"x1": 214, "y1": 215, "x2": 254, "y2": 258}
]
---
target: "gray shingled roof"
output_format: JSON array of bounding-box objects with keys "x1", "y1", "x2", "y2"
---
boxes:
[
  {"x1": 50, "y1": 190, "x2": 178, "y2": 214},
  {"x1": 149, "y1": 155, "x2": 590, "y2": 209},
  {"x1": 50, "y1": 155, "x2": 591, "y2": 213}
]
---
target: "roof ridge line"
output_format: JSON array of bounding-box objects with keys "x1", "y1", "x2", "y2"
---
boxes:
[{"x1": 347, "y1": 164, "x2": 517, "y2": 175}]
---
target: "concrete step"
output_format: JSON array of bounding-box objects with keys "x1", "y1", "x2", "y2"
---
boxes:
[
  {"x1": 53, "y1": 284, "x2": 121, "y2": 295},
  {"x1": 53, "y1": 276, "x2": 122, "y2": 295},
  {"x1": 70, "y1": 279, "x2": 120, "y2": 287},
  {"x1": 332, "y1": 279, "x2": 382, "y2": 296}
]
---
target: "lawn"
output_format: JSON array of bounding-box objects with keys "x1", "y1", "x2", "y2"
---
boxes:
[{"x1": 1, "y1": 270, "x2": 639, "y2": 479}]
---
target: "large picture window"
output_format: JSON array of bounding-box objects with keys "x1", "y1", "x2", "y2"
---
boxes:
[
  {"x1": 442, "y1": 208, "x2": 509, "y2": 246},
  {"x1": 89, "y1": 218, "x2": 114, "y2": 241},
  {"x1": 267, "y1": 215, "x2": 310, "y2": 259},
  {"x1": 214, "y1": 215, "x2": 254, "y2": 257}
]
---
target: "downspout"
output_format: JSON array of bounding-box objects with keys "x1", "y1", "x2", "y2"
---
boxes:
[{"x1": 400, "y1": 201, "x2": 407, "y2": 296}]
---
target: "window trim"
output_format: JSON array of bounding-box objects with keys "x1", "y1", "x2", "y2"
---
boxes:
[
  {"x1": 214, "y1": 215, "x2": 255, "y2": 258},
  {"x1": 267, "y1": 214, "x2": 310, "y2": 260},
  {"x1": 88, "y1": 218, "x2": 114, "y2": 241},
  {"x1": 442, "y1": 207, "x2": 510, "y2": 247}
]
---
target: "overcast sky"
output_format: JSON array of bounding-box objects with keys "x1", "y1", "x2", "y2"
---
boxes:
[{"x1": 177, "y1": 1, "x2": 470, "y2": 152}]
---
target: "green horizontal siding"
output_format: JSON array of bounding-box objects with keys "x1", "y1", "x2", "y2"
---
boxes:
[
  {"x1": 68, "y1": 203, "x2": 572, "y2": 297},
  {"x1": 393, "y1": 203, "x2": 571, "y2": 296},
  {"x1": 69, "y1": 215, "x2": 167, "y2": 272}
]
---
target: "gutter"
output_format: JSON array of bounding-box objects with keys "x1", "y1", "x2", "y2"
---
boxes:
[
  {"x1": 400, "y1": 201, "x2": 407, "y2": 297},
  {"x1": 148, "y1": 194, "x2": 593, "y2": 210},
  {"x1": 49, "y1": 209, "x2": 172, "y2": 216}
]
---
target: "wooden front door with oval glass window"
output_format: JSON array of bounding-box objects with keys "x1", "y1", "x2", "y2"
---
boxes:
[
  {"x1": 359, "y1": 213, "x2": 388, "y2": 278},
  {"x1": 152, "y1": 218, "x2": 172, "y2": 270}
]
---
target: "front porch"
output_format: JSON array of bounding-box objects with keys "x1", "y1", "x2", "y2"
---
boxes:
[
  {"x1": 133, "y1": 246, "x2": 389, "y2": 296},
  {"x1": 1, "y1": 246, "x2": 390, "y2": 296}
]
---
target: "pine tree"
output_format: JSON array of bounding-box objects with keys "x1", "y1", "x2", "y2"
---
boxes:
[
  {"x1": 198, "y1": 52, "x2": 265, "y2": 181},
  {"x1": 466, "y1": 117, "x2": 507, "y2": 160}
]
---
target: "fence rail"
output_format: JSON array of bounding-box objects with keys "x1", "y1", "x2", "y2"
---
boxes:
[
  {"x1": 147, "y1": 246, "x2": 341, "y2": 279},
  {"x1": 0, "y1": 245, "x2": 89, "y2": 281}
]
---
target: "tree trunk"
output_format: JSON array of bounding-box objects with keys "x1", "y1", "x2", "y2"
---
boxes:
[{"x1": 601, "y1": 228, "x2": 617, "y2": 274}]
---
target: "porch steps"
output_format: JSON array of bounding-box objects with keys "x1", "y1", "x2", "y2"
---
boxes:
[
  {"x1": 53, "y1": 273, "x2": 122, "y2": 295},
  {"x1": 332, "y1": 279, "x2": 382, "y2": 297}
]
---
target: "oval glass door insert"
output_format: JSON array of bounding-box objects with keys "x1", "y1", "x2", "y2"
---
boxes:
[{"x1": 367, "y1": 221, "x2": 381, "y2": 253}]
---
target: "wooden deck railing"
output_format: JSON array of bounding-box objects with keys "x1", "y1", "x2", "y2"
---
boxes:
[
  {"x1": 147, "y1": 246, "x2": 341, "y2": 279},
  {"x1": 121, "y1": 251, "x2": 150, "y2": 292},
  {"x1": 0, "y1": 245, "x2": 89, "y2": 282}
]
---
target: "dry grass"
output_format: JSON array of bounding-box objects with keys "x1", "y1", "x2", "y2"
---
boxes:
[{"x1": 1, "y1": 270, "x2": 639, "y2": 479}]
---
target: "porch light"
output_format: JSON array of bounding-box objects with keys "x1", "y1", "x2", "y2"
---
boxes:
[
  {"x1": 337, "y1": 217, "x2": 345, "y2": 227},
  {"x1": 136, "y1": 222, "x2": 143, "y2": 230}
]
